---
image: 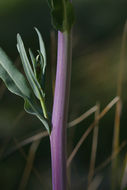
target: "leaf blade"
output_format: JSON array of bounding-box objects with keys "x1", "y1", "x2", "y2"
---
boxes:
[
  {"x1": 29, "y1": 48, "x2": 36, "y2": 76},
  {"x1": 0, "y1": 48, "x2": 50, "y2": 133},
  {"x1": 35, "y1": 28, "x2": 46, "y2": 75},
  {"x1": 24, "y1": 99, "x2": 50, "y2": 133},
  {"x1": 0, "y1": 48, "x2": 30, "y2": 98},
  {"x1": 17, "y1": 34, "x2": 45, "y2": 99}
]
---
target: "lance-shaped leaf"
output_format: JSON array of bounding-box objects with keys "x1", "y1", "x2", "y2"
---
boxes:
[
  {"x1": 35, "y1": 28, "x2": 47, "y2": 90},
  {"x1": 35, "y1": 28, "x2": 46, "y2": 75},
  {"x1": 24, "y1": 99, "x2": 50, "y2": 133},
  {"x1": 0, "y1": 48, "x2": 50, "y2": 133},
  {"x1": 36, "y1": 51, "x2": 44, "y2": 79},
  {"x1": 29, "y1": 48, "x2": 36, "y2": 76},
  {"x1": 17, "y1": 34, "x2": 45, "y2": 99},
  {"x1": 0, "y1": 48, "x2": 30, "y2": 98},
  {"x1": 29, "y1": 49, "x2": 44, "y2": 89}
]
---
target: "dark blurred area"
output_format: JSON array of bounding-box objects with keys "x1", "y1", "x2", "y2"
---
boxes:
[{"x1": 0, "y1": 0, "x2": 127, "y2": 189}]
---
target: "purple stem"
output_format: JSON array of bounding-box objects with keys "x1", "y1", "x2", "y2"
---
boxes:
[{"x1": 50, "y1": 30, "x2": 72, "y2": 190}]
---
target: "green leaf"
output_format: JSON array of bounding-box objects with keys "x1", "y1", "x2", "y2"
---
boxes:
[
  {"x1": 35, "y1": 51, "x2": 44, "y2": 84},
  {"x1": 47, "y1": 0, "x2": 53, "y2": 9},
  {"x1": 0, "y1": 48, "x2": 50, "y2": 133},
  {"x1": 17, "y1": 34, "x2": 45, "y2": 99},
  {"x1": 29, "y1": 48, "x2": 45, "y2": 90},
  {"x1": 35, "y1": 28, "x2": 46, "y2": 75},
  {"x1": 29, "y1": 48, "x2": 36, "y2": 75},
  {"x1": 29, "y1": 48, "x2": 45, "y2": 89},
  {"x1": 24, "y1": 99, "x2": 50, "y2": 133},
  {"x1": 0, "y1": 48, "x2": 30, "y2": 98},
  {"x1": 47, "y1": 0, "x2": 74, "y2": 32}
]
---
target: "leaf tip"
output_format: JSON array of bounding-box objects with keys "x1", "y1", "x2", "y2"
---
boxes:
[
  {"x1": 34, "y1": 27, "x2": 39, "y2": 35},
  {"x1": 17, "y1": 33, "x2": 21, "y2": 40}
]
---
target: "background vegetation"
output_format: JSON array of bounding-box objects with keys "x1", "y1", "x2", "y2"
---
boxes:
[{"x1": 0, "y1": 0, "x2": 127, "y2": 189}]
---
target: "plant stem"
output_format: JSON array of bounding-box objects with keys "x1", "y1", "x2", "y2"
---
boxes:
[{"x1": 50, "y1": 30, "x2": 72, "y2": 190}]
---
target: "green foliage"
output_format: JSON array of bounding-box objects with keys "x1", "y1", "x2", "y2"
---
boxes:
[
  {"x1": 47, "y1": 0, "x2": 74, "y2": 32},
  {"x1": 35, "y1": 28, "x2": 46, "y2": 90},
  {"x1": 0, "y1": 48, "x2": 31, "y2": 98},
  {"x1": 0, "y1": 29, "x2": 50, "y2": 133}
]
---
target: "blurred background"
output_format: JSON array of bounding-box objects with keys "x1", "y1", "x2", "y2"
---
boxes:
[{"x1": 0, "y1": 0, "x2": 127, "y2": 189}]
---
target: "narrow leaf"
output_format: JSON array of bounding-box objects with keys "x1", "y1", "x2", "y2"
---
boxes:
[
  {"x1": 24, "y1": 99, "x2": 50, "y2": 133},
  {"x1": 35, "y1": 28, "x2": 46, "y2": 75},
  {"x1": 0, "y1": 48, "x2": 50, "y2": 133},
  {"x1": 0, "y1": 48, "x2": 30, "y2": 98},
  {"x1": 17, "y1": 34, "x2": 45, "y2": 99},
  {"x1": 29, "y1": 48, "x2": 36, "y2": 76}
]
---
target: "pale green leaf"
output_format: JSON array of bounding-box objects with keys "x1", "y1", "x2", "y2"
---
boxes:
[
  {"x1": 29, "y1": 48, "x2": 36, "y2": 76},
  {"x1": 0, "y1": 48, "x2": 30, "y2": 98},
  {"x1": 24, "y1": 99, "x2": 50, "y2": 133},
  {"x1": 35, "y1": 27, "x2": 46, "y2": 75},
  {"x1": 0, "y1": 48, "x2": 50, "y2": 133},
  {"x1": 17, "y1": 34, "x2": 45, "y2": 99}
]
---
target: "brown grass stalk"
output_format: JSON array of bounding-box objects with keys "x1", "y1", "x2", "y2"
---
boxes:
[
  {"x1": 18, "y1": 139, "x2": 41, "y2": 190},
  {"x1": 13, "y1": 138, "x2": 43, "y2": 187},
  {"x1": 95, "y1": 141, "x2": 127, "y2": 174},
  {"x1": 67, "y1": 97, "x2": 119, "y2": 167},
  {"x1": 7, "y1": 105, "x2": 97, "y2": 155},
  {"x1": 112, "y1": 20, "x2": 127, "y2": 189},
  {"x1": 88, "y1": 102, "x2": 100, "y2": 188},
  {"x1": 112, "y1": 20, "x2": 127, "y2": 161}
]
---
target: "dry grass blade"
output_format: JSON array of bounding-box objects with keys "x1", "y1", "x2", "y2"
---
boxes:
[
  {"x1": 88, "y1": 103, "x2": 100, "y2": 188},
  {"x1": 0, "y1": 112, "x2": 43, "y2": 187},
  {"x1": 3, "y1": 130, "x2": 48, "y2": 159},
  {"x1": 0, "y1": 111, "x2": 25, "y2": 159},
  {"x1": 112, "y1": 99, "x2": 122, "y2": 154},
  {"x1": 68, "y1": 105, "x2": 97, "y2": 128},
  {"x1": 87, "y1": 175, "x2": 103, "y2": 190},
  {"x1": 12, "y1": 131, "x2": 48, "y2": 155},
  {"x1": 13, "y1": 138, "x2": 43, "y2": 187},
  {"x1": 18, "y1": 139, "x2": 41, "y2": 190},
  {"x1": 67, "y1": 97, "x2": 119, "y2": 167},
  {"x1": 66, "y1": 106, "x2": 97, "y2": 189},
  {"x1": 95, "y1": 141, "x2": 127, "y2": 174},
  {"x1": 6, "y1": 105, "x2": 97, "y2": 155},
  {"x1": 112, "y1": 20, "x2": 127, "y2": 189},
  {"x1": 112, "y1": 20, "x2": 127, "y2": 160},
  {"x1": 121, "y1": 153, "x2": 127, "y2": 190}
]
